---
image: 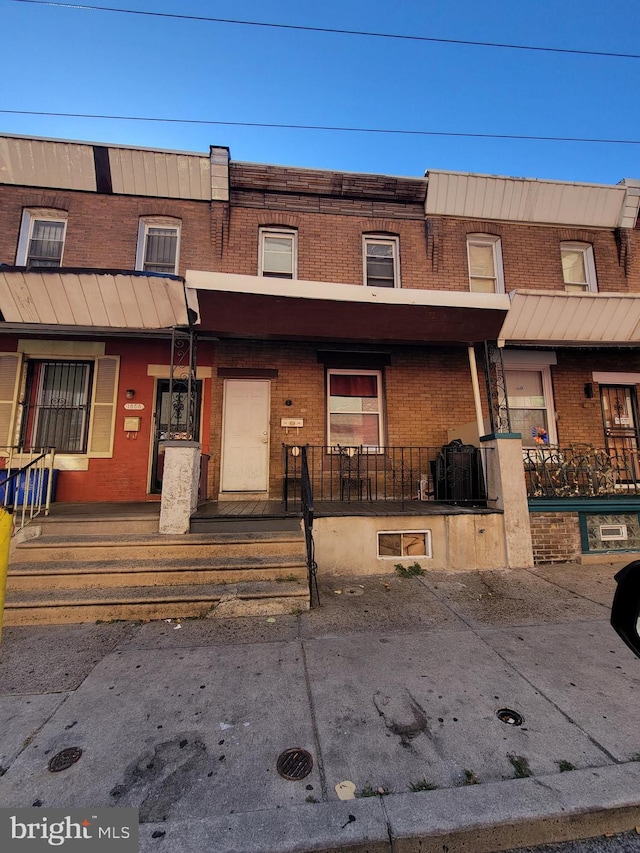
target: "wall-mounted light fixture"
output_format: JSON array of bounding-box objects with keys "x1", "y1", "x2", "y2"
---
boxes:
[
  {"x1": 126, "y1": 389, "x2": 136, "y2": 399},
  {"x1": 285, "y1": 399, "x2": 293, "y2": 406},
  {"x1": 584, "y1": 382, "x2": 594, "y2": 399}
]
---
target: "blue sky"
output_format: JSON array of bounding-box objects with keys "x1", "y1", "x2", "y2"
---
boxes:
[{"x1": 2, "y1": 0, "x2": 640, "y2": 183}]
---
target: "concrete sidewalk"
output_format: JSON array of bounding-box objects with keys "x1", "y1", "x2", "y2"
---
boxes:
[{"x1": 0, "y1": 562, "x2": 639, "y2": 852}]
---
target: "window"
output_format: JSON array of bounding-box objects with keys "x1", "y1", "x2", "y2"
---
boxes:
[
  {"x1": 363, "y1": 236, "x2": 400, "y2": 287},
  {"x1": 136, "y1": 219, "x2": 180, "y2": 274},
  {"x1": 327, "y1": 369, "x2": 384, "y2": 449},
  {"x1": 378, "y1": 530, "x2": 431, "y2": 559},
  {"x1": 561, "y1": 242, "x2": 597, "y2": 292},
  {"x1": 16, "y1": 211, "x2": 67, "y2": 268},
  {"x1": 466, "y1": 235, "x2": 504, "y2": 293},
  {"x1": 259, "y1": 228, "x2": 297, "y2": 279},
  {"x1": 505, "y1": 366, "x2": 557, "y2": 448},
  {"x1": 21, "y1": 361, "x2": 93, "y2": 453}
]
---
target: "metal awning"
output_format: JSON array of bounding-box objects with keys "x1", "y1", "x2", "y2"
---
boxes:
[
  {"x1": 187, "y1": 271, "x2": 510, "y2": 345},
  {"x1": 0, "y1": 270, "x2": 192, "y2": 329},
  {"x1": 499, "y1": 290, "x2": 640, "y2": 346}
]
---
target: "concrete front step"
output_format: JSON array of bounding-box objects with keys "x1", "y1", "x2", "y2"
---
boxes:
[
  {"x1": 34, "y1": 516, "x2": 160, "y2": 537},
  {"x1": 10, "y1": 531, "x2": 307, "y2": 564},
  {"x1": 7, "y1": 556, "x2": 308, "y2": 591},
  {"x1": 3, "y1": 580, "x2": 310, "y2": 625}
]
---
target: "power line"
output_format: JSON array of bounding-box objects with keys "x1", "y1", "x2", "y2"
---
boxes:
[
  {"x1": 9, "y1": 0, "x2": 640, "y2": 61},
  {"x1": 3, "y1": 108, "x2": 640, "y2": 146}
]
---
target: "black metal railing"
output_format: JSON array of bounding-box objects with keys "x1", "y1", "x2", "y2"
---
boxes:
[
  {"x1": 524, "y1": 445, "x2": 640, "y2": 498},
  {"x1": 283, "y1": 443, "x2": 488, "y2": 510},
  {"x1": 300, "y1": 446, "x2": 319, "y2": 607}
]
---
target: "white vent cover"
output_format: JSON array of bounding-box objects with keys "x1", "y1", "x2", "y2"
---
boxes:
[{"x1": 600, "y1": 524, "x2": 628, "y2": 541}]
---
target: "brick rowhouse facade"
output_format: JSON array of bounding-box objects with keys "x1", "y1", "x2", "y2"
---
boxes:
[{"x1": 2, "y1": 134, "x2": 640, "y2": 567}]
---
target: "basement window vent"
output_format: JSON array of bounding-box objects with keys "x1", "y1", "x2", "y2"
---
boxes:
[
  {"x1": 600, "y1": 524, "x2": 628, "y2": 541},
  {"x1": 378, "y1": 530, "x2": 431, "y2": 559}
]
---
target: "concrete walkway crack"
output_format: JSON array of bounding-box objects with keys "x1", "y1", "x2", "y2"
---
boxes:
[{"x1": 299, "y1": 638, "x2": 328, "y2": 802}]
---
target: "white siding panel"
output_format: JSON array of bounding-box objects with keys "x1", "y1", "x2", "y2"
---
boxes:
[
  {"x1": 79, "y1": 274, "x2": 110, "y2": 327},
  {"x1": 500, "y1": 291, "x2": 640, "y2": 344},
  {"x1": 134, "y1": 276, "x2": 162, "y2": 329},
  {"x1": 0, "y1": 137, "x2": 95, "y2": 190},
  {"x1": 107, "y1": 146, "x2": 210, "y2": 199},
  {"x1": 113, "y1": 275, "x2": 144, "y2": 328},
  {"x1": 426, "y1": 171, "x2": 628, "y2": 227},
  {"x1": 60, "y1": 273, "x2": 92, "y2": 326}
]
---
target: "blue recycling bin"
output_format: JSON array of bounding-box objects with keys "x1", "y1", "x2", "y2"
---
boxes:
[
  {"x1": 13, "y1": 468, "x2": 59, "y2": 506},
  {"x1": 0, "y1": 469, "x2": 14, "y2": 505}
]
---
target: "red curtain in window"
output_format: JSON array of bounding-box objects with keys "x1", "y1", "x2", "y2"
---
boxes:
[{"x1": 330, "y1": 375, "x2": 377, "y2": 397}]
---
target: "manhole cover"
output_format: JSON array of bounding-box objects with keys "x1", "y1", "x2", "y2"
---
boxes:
[
  {"x1": 276, "y1": 748, "x2": 313, "y2": 780},
  {"x1": 48, "y1": 747, "x2": 83, "y2": 772},
  {"x1": 496, "y1": 708, "x2": 524, "y2": 726}
]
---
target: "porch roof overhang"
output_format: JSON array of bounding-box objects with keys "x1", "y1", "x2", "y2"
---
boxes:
[
  {"x1": 499, "y1": 290, "x2": 640, "y2": 347},
  {"x1": 186, "y1": 271, "x2": 510, "y2": 345},
  {"x1": 0, "y1": 269, "x2": 192, "y2": 330}
]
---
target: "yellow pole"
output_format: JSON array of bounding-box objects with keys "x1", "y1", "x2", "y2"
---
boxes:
[{"x1": 0, "y1": 507, "x2": 13, "y2": 645}]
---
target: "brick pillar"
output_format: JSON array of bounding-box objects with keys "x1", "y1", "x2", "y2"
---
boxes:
[
  {"x1": 480, "y1": 433, "x2": 534, "y2": 568},
  {"x1": 159, "y1": 441, "x2": 201, "y2": 535}
]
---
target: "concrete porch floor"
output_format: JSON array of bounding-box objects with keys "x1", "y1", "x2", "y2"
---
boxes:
[{"x1": 195, "y1": 498, "x2": 497, "y2": 518}]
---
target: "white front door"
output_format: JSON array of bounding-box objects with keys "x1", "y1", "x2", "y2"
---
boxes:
[{"x1": 221, "y1": 380, "x2": 270, "y2": 492}]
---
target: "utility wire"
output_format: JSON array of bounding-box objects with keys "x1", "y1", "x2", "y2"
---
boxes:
[
  {"x1": 2, "y1": 109, "x2": 640, "y2": 146},
  {"x1": 9, "y1": 0, "x2": 640, "y2": 61}
]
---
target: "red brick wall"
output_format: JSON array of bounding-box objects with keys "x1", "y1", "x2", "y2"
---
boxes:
[
  {"x1": 529, "y1": 512, "x2": 581, "y2": 563},
  {"x1": 0, "y1": 187, "x2": 214, "y2": 276},
  {"x1": 206, "y1": 340, "x2": 478, "y2": 496},
  {"x1": 551, "y1": 350, "x2": 640, "y2": 447}
]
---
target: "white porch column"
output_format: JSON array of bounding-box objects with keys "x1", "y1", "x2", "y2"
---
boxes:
[
  {"x1": 480, "y1": 433, "x2": 534, "y2": 568},
  {"x1": 468, "y1": 345, "x2": 485, "y2": 441},
  {"x1": 159, "y1": 440, "x2": 201, "y2": 535}
]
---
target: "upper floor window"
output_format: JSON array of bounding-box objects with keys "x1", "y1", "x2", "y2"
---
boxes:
[
  {"x1": 466, "y1": 234, "x2": 504, "y2": 293},
  {"x1": 136, "y1": 219, "x2": 180, "y2": 275},
  {"x1": 17, "y1": 211, "x2": 67, "y2": 268},
  {"x1": 363, "y1": 236, "x2": 400, "y2": 288},
  {"x1": 259, "y1": 228, "x2": 297, "y2": 279},
  {"x1": 561, "y1": 242, "x2": 597, "y2": 292}
]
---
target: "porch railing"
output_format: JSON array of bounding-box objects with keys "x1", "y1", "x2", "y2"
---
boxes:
[
  {"x1": 0, "y1": 447, "x2": 56, "y2": 534},
  {"x1": 524, "y1": 445, "x2": 640, "y2": 498},
  {"x1": 283, "y1": 444, "x2": 488, "y2": 510}
]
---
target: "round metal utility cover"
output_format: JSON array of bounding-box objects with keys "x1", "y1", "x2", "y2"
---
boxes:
[
  {"x1": 496, "y1": 708, "x2": 524, "y2": 726},
  {"x1": 277, "y1": 748, "x2": 313, "y2": 781},
  {"x1": 48, "y1": 747, "x2": 83, "y2": 772}
]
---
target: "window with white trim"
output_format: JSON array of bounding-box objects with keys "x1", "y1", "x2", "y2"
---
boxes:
[
  {"x1": 378, "y1": 530, "x2": 431, "y2": 559},
  {"x1": 363, "y1": 236, "x2": 400, "y2": 288},
  {"x1": 136, "y1": 219, "x2": 180, "y2": 274},
  {"x1": 17, "y1": 211, "x2": 67, "y2": 268},
  {"x1": 259, "y1": 228, "x2": 297, "y2": 279},
  {"x1": 561, "y1": 242, "x2": 597, "y2": 292},
  {"x1": 327, "y1": 369, "x2": 384, "y2": 449},
  {"x1": 466, "y1": 234, "x2": 504, "y2": 293},
  {"x1": 505, "y1": 366, "x2": 557, "y2": 448}
]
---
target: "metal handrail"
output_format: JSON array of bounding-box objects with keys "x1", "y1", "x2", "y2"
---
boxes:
[
  {"x1": 300, "y1": 446, "x2": 319, "y2": 607},
  {"x1": 0, "y1": 447, "x2": 56, "y2": 534}
]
